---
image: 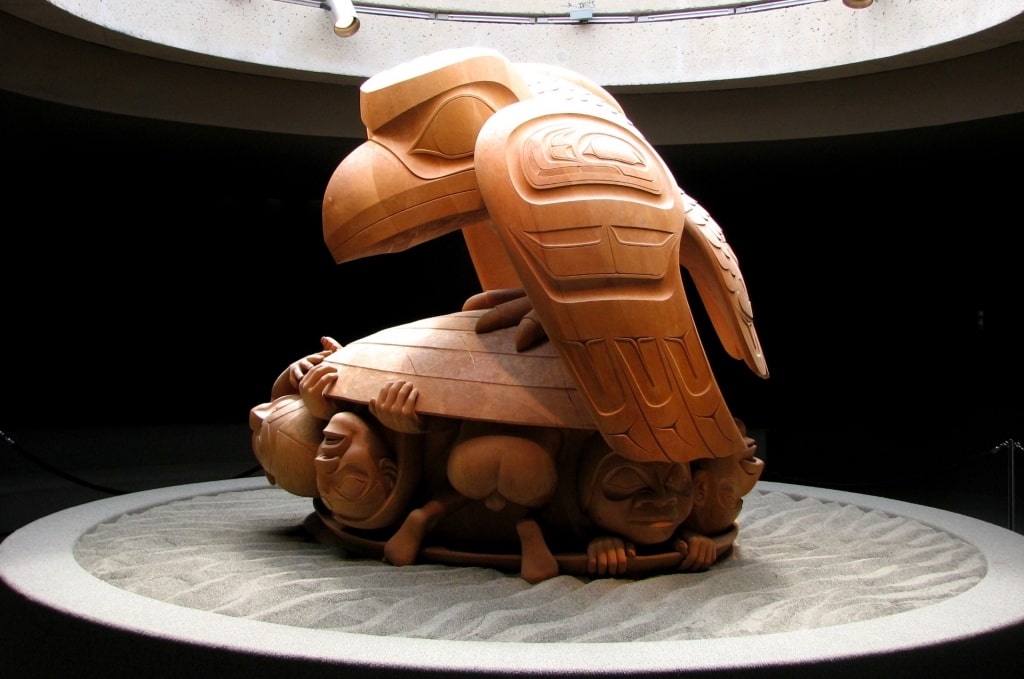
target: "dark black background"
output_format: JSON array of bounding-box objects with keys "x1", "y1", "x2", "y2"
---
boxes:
[{"x1": 2, "y1": 89, "x2": 1019, "y2": 484}]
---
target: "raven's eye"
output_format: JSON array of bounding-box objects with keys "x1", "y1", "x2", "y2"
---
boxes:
[{"x1": 410, "y1": 94, "x2": 496, "y2": 160}]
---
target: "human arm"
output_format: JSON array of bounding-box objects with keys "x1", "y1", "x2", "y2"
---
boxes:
[
  {"x1": 298, "y1": 362, "x2": 340, "y2": 421},
  {"x1": 369, "y1": 379, "x2": 426, "y2": 434},
  {"x1": 269, "y1": 336, "x2": 343, "y2": 401},
  {"x1": 585, "y1": 535, "x2": 635, "y2": 577},
  {"x1": 673, "y1": 530, "x2": 719, "y2": 572}
]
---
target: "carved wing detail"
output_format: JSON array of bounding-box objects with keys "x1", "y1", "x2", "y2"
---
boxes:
[{"x1": 476, "y1": 100, "x2": 749, "y2": 464}]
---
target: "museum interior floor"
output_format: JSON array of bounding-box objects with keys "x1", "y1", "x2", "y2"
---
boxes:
[{"x1": 0, "y1": 424, "x2": 263, "y2": 543}]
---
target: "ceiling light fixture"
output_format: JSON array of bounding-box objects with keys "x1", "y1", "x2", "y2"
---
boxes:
[
  {"x1": 843, "y1": 0, "x2": 874, "y2": 8},
  {"x1": 327, "y1": 0, "x2": 359, "y2": 36}
]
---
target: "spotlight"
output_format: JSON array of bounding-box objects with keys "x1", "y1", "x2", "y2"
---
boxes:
[{"x1": 328, "y1": 0, "x2": 359, "y2": 36}]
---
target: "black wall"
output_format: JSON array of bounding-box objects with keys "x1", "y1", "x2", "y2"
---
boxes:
[
  {"x1": 662, "y1": 123, "x2": 1021, "y2": 482},
  {"x1": 2, "y1": 90, "x2": 1020, "y2": 485}
]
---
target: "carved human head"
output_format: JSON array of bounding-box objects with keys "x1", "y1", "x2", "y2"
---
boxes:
[
  {"x1": 684, "y1": 442, "x2": 764, "y2": 537},
  {"x1": 577, "y1": 438, "x2": 694, "y2": 545},
  {"x1": 249, "y1": 394, "x2": 322, "y2": 497},
  {"x1": 314, "y1": 411, "x2": 400, "y2": 529}
]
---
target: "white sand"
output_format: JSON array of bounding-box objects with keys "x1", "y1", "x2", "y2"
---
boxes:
[{"x1": 72, "y1": 485, "x2": 985, "y2": 642}]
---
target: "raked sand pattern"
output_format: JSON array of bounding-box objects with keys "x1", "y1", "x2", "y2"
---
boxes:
[{"x1": 73, "y1": 486, "x2": 986, "y2": 642}]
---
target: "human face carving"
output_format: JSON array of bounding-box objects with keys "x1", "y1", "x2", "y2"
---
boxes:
[
  {"x1": 583, "y1": 453, "x2": 694, "y2": 545},
  {"x1": 314, "y1": 411, "x2": 397, "y2": 524},
  {"x1": 686, "y1": 452, "x2": 764, "y2": 536}
]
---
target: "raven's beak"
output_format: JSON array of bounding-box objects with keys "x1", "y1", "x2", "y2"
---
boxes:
[
  {"x1": 322, "y1": 138, "x2": 487, "y2": 264},
  {"x1": 322, "y1": 47, "x2": 532, "y2": 267}
]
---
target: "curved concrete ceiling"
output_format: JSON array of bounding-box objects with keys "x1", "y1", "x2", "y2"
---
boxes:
[{"x1": 2, "y1": 0, "x2": 1023, "y2": 144}]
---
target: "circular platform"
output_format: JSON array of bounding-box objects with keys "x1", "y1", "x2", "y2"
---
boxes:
[{"x1": 2, "y1": 478, "x2": 1023, "y2": 678}]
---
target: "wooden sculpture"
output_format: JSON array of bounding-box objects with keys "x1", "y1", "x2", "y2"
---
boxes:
[{"x1": 250, "y1": 47, "x2": 767, "y2": 582}]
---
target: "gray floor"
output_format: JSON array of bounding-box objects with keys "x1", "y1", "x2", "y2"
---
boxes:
[{"x1": 0, "y1": 424, "x2": 263, "y2": 540}]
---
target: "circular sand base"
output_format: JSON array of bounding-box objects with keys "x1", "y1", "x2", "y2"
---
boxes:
[{"x1": 2, "y1": 478, "x2": 1023, "y2": 678}]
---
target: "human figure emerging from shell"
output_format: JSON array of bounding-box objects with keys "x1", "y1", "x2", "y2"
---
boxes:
[
  {"x1": 249, "y1": 47, "x2": 767, "y2": 581},
  {"x1": 250, "y1": 335, "x2": 762, "y2": 582}
]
